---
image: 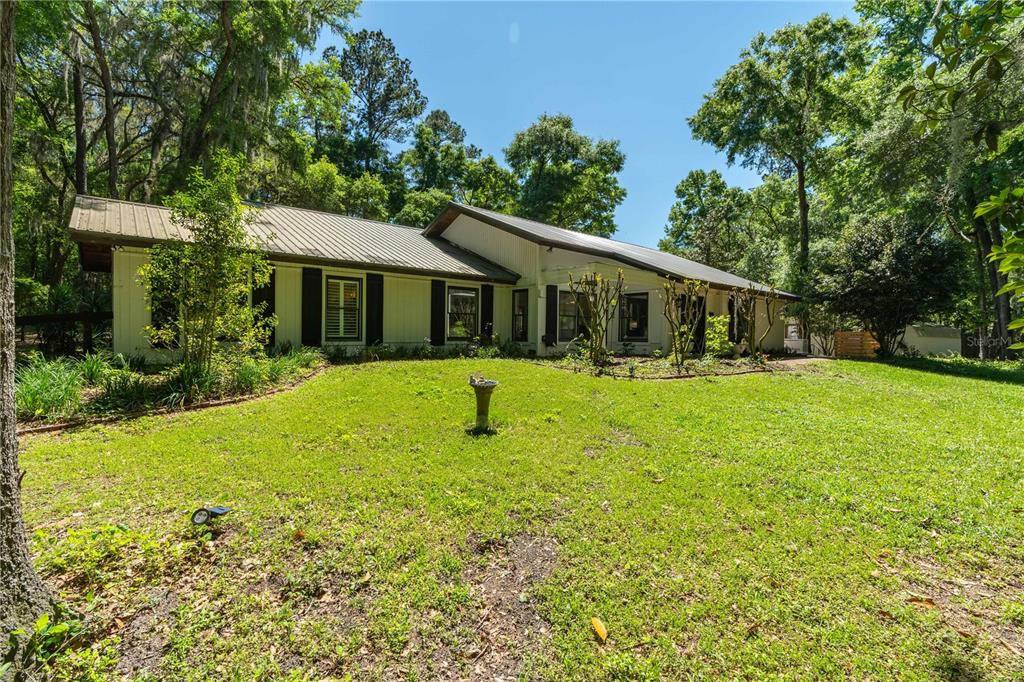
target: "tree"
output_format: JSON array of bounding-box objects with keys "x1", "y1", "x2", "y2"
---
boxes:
[
  {"x1": 401, "y1": 110, "x2": 477, "y2": 195},
  {"x1": 283, "y1": 158, "x2": 389, "y2": 221},
  {"x1": 660, "y1": 170, "x2": 750, "y2": 271},
  {"x1": 335, "y1": 30, "x2": 427, "y2": 172},
  {"x1": 818, "y1": 214, "x2": 962, "y2": 358},
  {"x1": 1, "y1": 0, "x2": 54, "y2": 661},
  {"x1": 661, "y1": 278, "x2": 710, "y2": 371},
  {"x1": 897, "y1": 0, "x2": 1024, "y2": 352},
  {"x1": 138, "y1": 153, "x2": 274, "y2": 373},
  {"x1": 566, "y1": 270, "x2": 624, "y2": 365},
  {"x1": 505, "y1": 114, "x2": 626, "y2": 237},
  {"x1": 393, "y1": 188, "x2": 451, "y2": 228},
  {"x1": 690, "y1": 15, "x2": 868, "y2": 292},
  {"x1": 462, "y1": 156, "x2": 518, "y2": 212}
]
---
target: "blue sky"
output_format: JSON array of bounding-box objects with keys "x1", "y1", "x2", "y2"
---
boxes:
[{"x1": 320, "y1": 1, "x2": 856, "y2": 247}]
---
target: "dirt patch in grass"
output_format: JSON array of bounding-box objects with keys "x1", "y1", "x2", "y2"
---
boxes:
[
  {"x1": 906, "y1": 557, "x2": 1024, "y2": 661},
  {"x1": 434, "y1": 534, "x2": 557, "y2": 680},
  {"x1": 114, "y1": 586, "x2": 178, "y2": 677}
]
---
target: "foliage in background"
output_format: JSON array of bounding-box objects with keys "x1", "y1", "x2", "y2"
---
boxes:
[
  {"x1": 818, "y1": 214, "x2": 963, "y2": 358},
  {"x1": 689, "y1": 14, "x2": 870, "y2": 297},
  {"x1": 138, "y1": 153, "x2": 275, "y2": 372},
  {"x1": 506, "y1": 114, "x2": 627, "y2": 237}
]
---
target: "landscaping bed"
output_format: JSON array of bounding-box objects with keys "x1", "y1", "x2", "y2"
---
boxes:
[
  {"x1": 16, "y1": 358, "x2": 1024, "y2": 679},
  {"x1": 14, "y1": 347, "x2": 325, "y2": 425},
  {"x1": 544, "y1": 352, "x2": 808, "y2": 379}
]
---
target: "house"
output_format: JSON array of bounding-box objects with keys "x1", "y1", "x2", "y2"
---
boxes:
[{"x1": 69, "y1": 195, "x2": 797, "y2": 358}]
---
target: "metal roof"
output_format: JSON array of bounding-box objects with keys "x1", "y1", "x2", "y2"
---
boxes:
[
  {"x1": 69, "y1": 195, "x2": 520, "y2": 283},
  {"x1": 425, "y1": 202, "x2": 800, "y2": 300}
]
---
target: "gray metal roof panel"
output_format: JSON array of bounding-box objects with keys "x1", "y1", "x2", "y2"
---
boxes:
[
  {"x1": 70, "y1": 195, "x2": 519, "y2": 283},
  {"x1": 426, "y1": 202, "x2": 799, "y2": 299}
]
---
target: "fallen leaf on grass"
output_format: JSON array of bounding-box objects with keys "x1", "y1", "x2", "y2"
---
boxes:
[
  {"x1": 591, "y1": 617, "x2": 608, "y2": 643},
  {"x1": 906, "y1": 594, "x2": 936, "y2": 609}
]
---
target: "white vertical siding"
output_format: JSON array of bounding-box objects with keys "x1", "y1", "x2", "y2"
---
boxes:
[
  {"x1": 273, "y1": 263, "x2": 302, "y2": 349},
  {"x1": 443, "y1": 215, "x2": 539, "y2": 282},
  {"x1": 382, "y1": 274, "x2": 432, "y2": 345},
  {"x1": 112, "y1": 248, "x2": 151, "y2": 355}
]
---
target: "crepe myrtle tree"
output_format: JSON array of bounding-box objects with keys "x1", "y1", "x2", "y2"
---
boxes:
[
  {"x1": 661, "y1": 278, "x2": 710, "y2": 370},
  {"x1": 138, "y1": 152, "x2": 275, "y2": 372},
  {"x1": 567, "y1": 270, "x2": 625, "y2": 366},
  {"x1": 731, "y1": 285, "x2": 784, "y2": 356}
]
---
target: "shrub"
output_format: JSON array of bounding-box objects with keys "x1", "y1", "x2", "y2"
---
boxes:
[
  {"x1": 111, "y1": 352, "x2": 147, "y2": 373},
  {"x1": 161, "y1": 362, "x2": 220, "y2": 407},
  {"x1": 323, "y1": 344, "x2": 350, "y2": 364},
  {"x1": 704, "y1": 314, "x2": 734, "y2": 358},
  {"x1": 95, "y1": 369, "x2": 151, "y2": 412},
  {"x1": 15, "y1": 356, "x2": 83, "y2": 421},
  {"x1": 78, "y1": 353, "x2": 110, "y2": 386},
  {"x1": 225, "y1": 356, "x2": 269, "y2": 395}
]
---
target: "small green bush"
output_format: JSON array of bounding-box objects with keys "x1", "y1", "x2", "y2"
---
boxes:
[
  {"x1": 94, "y1": 369, "x2": 151, "y2": 411},
  {"x1": 78, "y1": 352, "x2": 110, "y2": 386},
  {"x1": 704, "y1": 314, "x2": 734, "y2": 358},
  {"x1": 161, "y1": 362, "x2": 220, "y2": 407},
  {"x1": 226, "y1": 356, "x2": 269, "y2": 395},
  {"x1": 15, "y1": 355, "x2": 83, "y2": 420},
  {"x1": 111, "y1": 352, "x2": 147, "y2": 373}
]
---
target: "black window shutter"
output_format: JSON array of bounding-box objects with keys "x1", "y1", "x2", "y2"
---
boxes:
[
  {"x1": 252, "y1": 267, "x2": 276, "y2": 347},
  {"x1": 366, "y1": 273, "x2": 384, "y2": 346},
  {"x1": 430, "y1": 279, "x2": 445, "y2": 346},
  {"x1": 544, "y1": 284, "x2": 558, "y2": 346},
  {"x1": 727, "y1": 296, "x2": 736, "y2": 343},
  {"x1": 694, "y1": 296, "x2": 707, "y2": 355},
  {"x1": 480, "y1": 284, "x2": 494, "y2": 342},
  {"x1": 301, "y1": 267, "x2": 322, "y2": 347}
]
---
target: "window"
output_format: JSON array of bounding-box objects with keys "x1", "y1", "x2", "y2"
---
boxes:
[
  {"x1": 326, "y1": 277, "x2": 361, "y2": 341},
  {"x1": 619, "y1": 293, "x2": 649, "y2": 342},
  {"x1": 447, "y1": 287, "x2": 478, "y2": 339},
  {"x1": 512, "y1": 289, "x2": 529, "y2": 342},
  {"x1": 558, "y1": 290, "x2": 589, "y2": 342}
]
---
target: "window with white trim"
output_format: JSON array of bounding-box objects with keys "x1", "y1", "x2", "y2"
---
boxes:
[{"x1": 326, "y1": 276, "x2": 361, "y2": 341}]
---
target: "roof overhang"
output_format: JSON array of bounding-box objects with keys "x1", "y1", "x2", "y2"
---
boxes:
[
  {"x1": 70, "y1": 229, "x2": 519, "y2": 285},
  {"x1": 425, "y1": 203, "x2": 801, "y2": 301}
]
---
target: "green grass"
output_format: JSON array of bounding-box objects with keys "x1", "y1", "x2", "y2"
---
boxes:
[{"x1": 19, "y1": 359, "x2": 1024, "y2": 680}]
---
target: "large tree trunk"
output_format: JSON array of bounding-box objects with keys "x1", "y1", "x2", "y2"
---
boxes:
[
  {"x1": 795, "y1": 159, "x2": 810, "y2": 281},
  {"x1": 82, "y1": 0, "x2": 118, "y2": 198},
  {"x1": 72, "y1": 57, "x2": 87, "y2": 195},
  {"x1": 974, "y1": 212, "x2": 1010, "y2": 359},
  {"x1": 179, "y1": 0, "x2": 234, "y2": 177},
  {"x1": 1, "y1": 0, "x2": 53, "y2": 651}
]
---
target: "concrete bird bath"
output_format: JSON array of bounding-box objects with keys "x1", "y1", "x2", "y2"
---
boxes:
[{"x1": 468, "y1": 375, "x2": 498, "y2": 432}]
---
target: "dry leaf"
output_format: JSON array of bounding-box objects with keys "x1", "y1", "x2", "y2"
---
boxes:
[
  {"x1": 591, "y1": 616, "x2": 608, "y2": 643},
  {"x1": 907, "y1": 594, "x2": 936, "y2": 609}
]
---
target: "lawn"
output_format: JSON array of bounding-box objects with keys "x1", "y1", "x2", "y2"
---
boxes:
[{"x1": 19, "y1": 358, "x2": 1024, "y2": 680}]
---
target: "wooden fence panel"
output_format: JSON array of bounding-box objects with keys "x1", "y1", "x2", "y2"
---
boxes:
[{"x1": 834, "y1": 331, "x2": 879, "y2": 358}]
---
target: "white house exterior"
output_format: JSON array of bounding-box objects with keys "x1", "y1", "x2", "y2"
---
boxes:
[{"x1": 69, "y1": 196, "x2": 796, "y2": 358}]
